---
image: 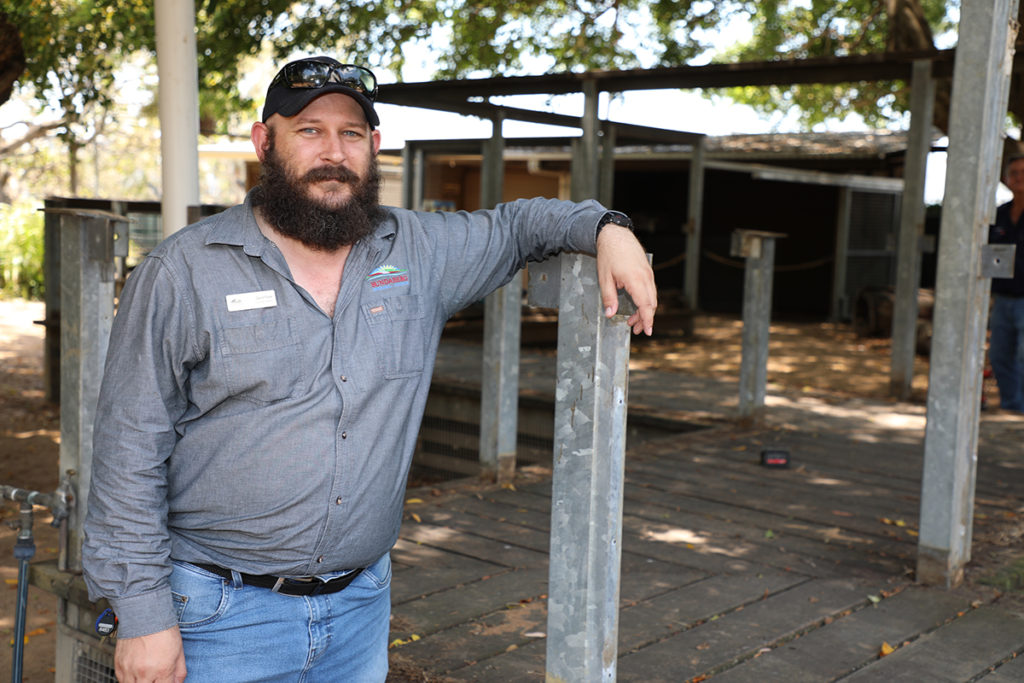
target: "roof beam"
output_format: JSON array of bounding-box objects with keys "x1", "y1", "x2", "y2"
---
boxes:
[
  {"x1": 379, "y1": 93, "x2": 704, "y2": 144},
  {"x1": 378, "y1": 50, "x2": 959, "y2": 105}
]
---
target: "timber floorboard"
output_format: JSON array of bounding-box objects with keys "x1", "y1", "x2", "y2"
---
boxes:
[{"x1": 387, "y1": 421, "x2": 1024, "y2": 682}]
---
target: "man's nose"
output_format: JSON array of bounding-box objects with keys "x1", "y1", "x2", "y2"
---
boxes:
[{"x1": 320, "y1": 135, "x2": 347, "y2": 163}]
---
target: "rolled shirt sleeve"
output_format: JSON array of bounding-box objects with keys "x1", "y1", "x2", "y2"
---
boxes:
[{"x1": 83, "y1": 254, "x2": 198, "y2": 637}]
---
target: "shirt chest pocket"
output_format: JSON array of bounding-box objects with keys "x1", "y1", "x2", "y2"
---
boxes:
[
  {"x1": 218, "y1": 317, "x2": 306, "y2": 403},
  {"x1": 361, "y1": 295, "x2": 426, "y2": 379}
]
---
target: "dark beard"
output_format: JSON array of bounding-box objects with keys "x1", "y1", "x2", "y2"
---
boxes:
[{"x1": 250, "y1": 144, "x2": 383, "y2": 251}]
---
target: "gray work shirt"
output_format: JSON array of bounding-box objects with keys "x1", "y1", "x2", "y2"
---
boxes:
[{"x1": 82, "y1": 194, "x2": 605, "y2": 638}]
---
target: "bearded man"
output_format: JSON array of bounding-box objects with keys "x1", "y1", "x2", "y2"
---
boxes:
[{"x1": 82, "y1": 56, "x2": 657, "y2": 683}]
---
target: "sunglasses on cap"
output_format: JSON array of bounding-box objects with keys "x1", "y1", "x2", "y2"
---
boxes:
[{"x1": 269, "y1": 60, "x2": 378, "y2": 101}]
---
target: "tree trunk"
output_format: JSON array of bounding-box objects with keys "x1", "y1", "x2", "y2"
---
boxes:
[
  {"x1": 68, "y1": 139, "x2": 79, "y2": 196},
  {"x1": 0, "y1": 11, "x2": 26, "y2": 108},
  {"x1": 886, "y1": 0, "x2": 952, "y2": 135}
]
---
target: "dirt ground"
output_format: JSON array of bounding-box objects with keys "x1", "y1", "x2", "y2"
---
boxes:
[
  {"x1": 0, "y1": 298, "x2": 1015, "y2": 681},
  {"x1": 0, "y1": 299, "x2": 61, "y2": 680}
]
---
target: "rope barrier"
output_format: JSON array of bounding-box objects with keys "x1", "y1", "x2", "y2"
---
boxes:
[
  {"x1": 652, "y1": 248, "x2": 834, "y2": 273},
  {"x1": 652, "y1": 251, "x2": 687, "y2": 271},
  {"x1": 702, "y1": 250, "x2": 834, "y2": 272}
]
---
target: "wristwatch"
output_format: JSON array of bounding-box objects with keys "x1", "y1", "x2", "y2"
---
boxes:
[{"x1": 596, "y1": 210, "x2": 634, "y2": 236}]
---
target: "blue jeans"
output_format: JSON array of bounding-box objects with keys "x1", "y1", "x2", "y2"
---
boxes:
[
  {"x1": 990, "y1": 294, "x2": 1024, "y2": 411},
  {"x1": 170, "y1": 553, "x2": 392, "y2": 682}
]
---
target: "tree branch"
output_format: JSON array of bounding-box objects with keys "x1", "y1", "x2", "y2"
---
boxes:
[{"x1": 0, "y1": 119, "x2": 68, "y2": 157}]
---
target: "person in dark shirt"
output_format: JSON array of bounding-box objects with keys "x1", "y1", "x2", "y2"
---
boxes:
[{"x1": 989, "y1": 154, "x2": 1024, "y2": 411}]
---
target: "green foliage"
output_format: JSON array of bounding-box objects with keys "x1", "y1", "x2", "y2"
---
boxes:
[
  {"x1": 716, "y1": 0, "x2": 958, "y2": 128},
  {"x1": 5, "y1": 1, "x2": 154, "y2": 126},
  {"x1": 0, "y1": 202, "x2": 44, "y2": 300},
  {"x1": 3, "y1": 0, "x2": 963, "y2": 149}
]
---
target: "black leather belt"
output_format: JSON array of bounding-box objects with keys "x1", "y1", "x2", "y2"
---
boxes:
[{"x1": 194, "y1": 563, "x2": 363, "y2": 596}]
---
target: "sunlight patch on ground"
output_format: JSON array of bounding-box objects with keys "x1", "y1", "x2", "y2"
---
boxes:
[
  {"x1": 645, "y1": 526, "x2": 706, "y2": 545},
  {"x1": 805, "y1": 476, "x2": 847, "y2": 486},
  {"x1": 641, "y1": 524, "x2": 753, "y2": 558},
  {"x1": 765, "y1": 393, "x2": 927, "y2": 433}
]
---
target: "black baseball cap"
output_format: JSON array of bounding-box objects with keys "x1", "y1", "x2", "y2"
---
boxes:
[{"x1": 262, "y1": 56, "x2": 380, "y2": 128}]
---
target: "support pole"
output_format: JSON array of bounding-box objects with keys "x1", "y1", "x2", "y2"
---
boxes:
[
  {"x1": 571, "y1": 79, "x2": 600, "y2": 201},
  {"x1": 479, "y1": 113, "x2": 521, "y2": 484},
  {"x1": 542, "y1": 78, "x2": 631, "y2": 681},
  {"x1": 830, "y1": 187, "x2": 853, "y2": 321},
  {"x1": 599, "y1": 121, "x2": 617, "y2": 207},
  {"x1": 155, "y1": 0, "x2": 200, "y2": 237},
  {"x1": 54, "y1": 208, "x2": 126, "y2": 682},
  {"x1": 42, "y1": 200, "x2": 64, "y2": 403},
  {"x1": 544, "y1": 255, "x2": 633, "y2": 683},
  {"x1": 685, "y1": 137, "x2": 706, "y2": 311},
  {"x1": 890, "y1": 60, "x2": 936, "y2": 399},
  {"x1": 918, "y1": 0, "x2": 1019, "y2": 587},
  {"x1": 733, "y1": 230, "x2": 785, "y2": 425},
  {"x1": 401, "y1": 143, "x2": 426, "y2": 211}
]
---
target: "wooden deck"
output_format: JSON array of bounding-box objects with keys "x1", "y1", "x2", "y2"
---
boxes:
[{"x1": 385, "y1": 344, "x2": 1024, "y2": 682}]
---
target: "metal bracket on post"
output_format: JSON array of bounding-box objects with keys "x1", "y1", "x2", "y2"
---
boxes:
[
  {"x1": 527, "y1": 251, "x2": 639, "y2": 682},
  {"x1": 731, "y1": 230, "x2": 785, "y2": 426},
  {"x1": 980, "y1": 243, "x2": 1016, "y2": 279}
]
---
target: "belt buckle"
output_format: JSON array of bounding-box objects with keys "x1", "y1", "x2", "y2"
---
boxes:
[{"x1": 271, "y1": 576, "x2": 317, "y2": 594}]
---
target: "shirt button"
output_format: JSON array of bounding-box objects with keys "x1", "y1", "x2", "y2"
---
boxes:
[
  {"x1": 335, "y1": 497, "x2": 343, "y2": 505},
  {"x1": 317, "y1": 556, "x2": 324, "y2": 563},
  {"x1": 340, "y1": 375, "x2": 347, "y2": 382},
  {"x1": 341, "y1": 431, "x2": 347, "y2": 439}
]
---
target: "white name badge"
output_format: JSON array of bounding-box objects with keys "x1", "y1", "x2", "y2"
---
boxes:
[{"x1": 226, "y1": 290, "x2": 278, "y2": 312}]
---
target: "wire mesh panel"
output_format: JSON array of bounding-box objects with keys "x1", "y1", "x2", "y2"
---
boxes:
[
  {"x1": 74, "y1": 640, "x2": 115, "y2": 683},
  {"x1": 838, "y1": 190, "x2": 901, "y2": 320}
]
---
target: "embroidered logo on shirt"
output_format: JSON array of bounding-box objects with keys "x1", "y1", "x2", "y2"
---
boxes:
[{"x1": 366, "y1": 264, "x2": 410, "y2": 291}]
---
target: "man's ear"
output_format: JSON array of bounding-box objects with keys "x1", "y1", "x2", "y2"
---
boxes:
[
  {"x1": 251, "y1": 122, "x2": 270, "y2": 162},
  {"x1": 372, "y1": 129, "x2": 382, "y2": 155}
]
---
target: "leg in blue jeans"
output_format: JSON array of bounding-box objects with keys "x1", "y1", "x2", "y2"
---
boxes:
[
  {"x1": 171, "y1": 553, "x2": 391, "y2": 682},
  {"x1": 990, "y1": 295, "x2": 1024, "y2": 411}
]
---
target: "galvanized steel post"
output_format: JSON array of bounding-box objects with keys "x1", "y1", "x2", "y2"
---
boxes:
[
  {"x1": 918, "y1": 0, "x2": 1019, "y2": 587},
  {"x1": 599, "y1": 122, "x2": 617, "y2": 207},
  {"x1": 830, "y1": 187, "x2": 853, "y2": 321},
  {"x1": 54, "y1": 209, "x2": 127, "y2": 572},
  {"x1": 479, "y1": 113, "x2": 522, "y2": 483},
  {"x1": 733, "y1": 230, "x2": 785, "y2": 424},
  {"x1": 540, "y1": 77, "x2": 633, "y2": 681},
  {"x1": 685, "y1": 137, "x2": 706, "y2": 311},
  {"x1": 543, "y1": 255, "x2": 633, "y2": 683},
  {"x1": 890, "y1": 60, "x2": 936, "y2": 400},
  {"x1": 53, "y1": 208, "x2": 127, "y2": 682},
  {"x1": 401, "y1": 143, "x2": 425, "y2": 210}
]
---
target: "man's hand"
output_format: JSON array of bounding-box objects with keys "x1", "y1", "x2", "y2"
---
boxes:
[
  {"x1": 596, "y1": 225, "x2": 657, "y2": 335},
  {"x1": 115, "y1": 626, "x2": 187, "y2": 683}
]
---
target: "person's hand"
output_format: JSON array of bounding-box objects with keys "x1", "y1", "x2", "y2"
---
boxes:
[
  {"x1": 114, "y1": 626, "x2": 187, "y2": 683},
  {"x1": 596, "y1": 225, "x2": 657, "y2": 335}
]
